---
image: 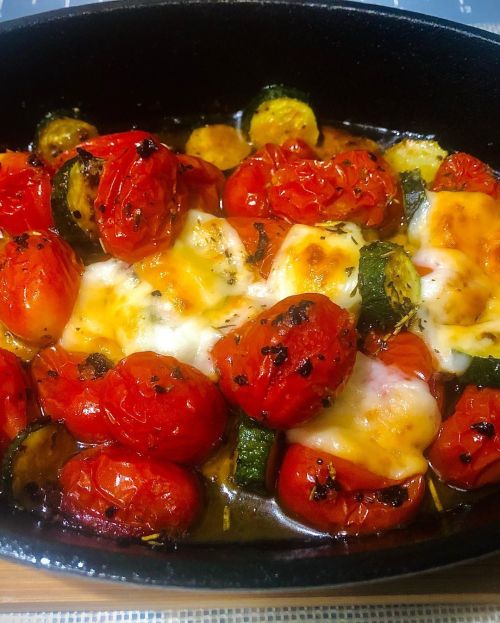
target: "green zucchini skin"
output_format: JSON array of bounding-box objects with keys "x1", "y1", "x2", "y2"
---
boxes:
[
  {"x1": 51, "y1": 154, "x2": 103, "y2": 255},
  {"x1": 358, "y1": 241, "x2": 421, "y2": 330},
  {"x1": 461, "y1": 356, "x2": 500, "y2": 388},
  {"x1": 234, "y1": 415, "x2": 278, "y2": 494},
  {"x1": 241, "y1": 84, "x2": 311, "y2": 135},
  {"x1": 400, "y1": 169, "x2": 428, "y2": 222},
  {"x1": 2, "y1": 421, "x2": 78, "y2": 516},
  {"x1": 36, "y1": 110, "x2": 98, "y2": 165}
]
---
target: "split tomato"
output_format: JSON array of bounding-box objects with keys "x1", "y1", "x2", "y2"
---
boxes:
[{"x1": 432, "y1": 152, "x2": 499, "y2": 198}]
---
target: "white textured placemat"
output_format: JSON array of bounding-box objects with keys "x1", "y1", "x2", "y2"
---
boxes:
[{"x1": 1, "y1": 606, "x2": 500, "y2": 623}]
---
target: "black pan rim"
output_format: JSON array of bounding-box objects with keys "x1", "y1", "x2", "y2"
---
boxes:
[{"x1": 0, "y1": 0, "x2": 499, "y2": 590}]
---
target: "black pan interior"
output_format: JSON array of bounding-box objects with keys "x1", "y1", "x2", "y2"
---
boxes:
[{"x1": 0, "y1": 0, "x2": 499, "y2": 588}]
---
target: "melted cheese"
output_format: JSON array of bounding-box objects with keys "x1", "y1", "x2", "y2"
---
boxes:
[
  {"x1": 288, "y1": 353, "x2": 441, "y2": 480},
  {"x1": 266, "y1": 222, "x2": 364, "y2": 313},
  {"x1": 409, "y1": 191, "x2": 500, "y2": 373}
]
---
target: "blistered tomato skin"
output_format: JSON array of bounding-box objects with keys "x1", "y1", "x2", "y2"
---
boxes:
[
  {"x1": 0, "y1": 231, "x2": 82, "y2": 345},
  {"x1": 212, "y1": 293, "x2": 357, "y2": 429},
  {"x1": 60, "y1": 446, "x2": 202, "y2": 538},
  {"x1": 0, "y1": 348, "x2": 30, "y2": 453},
  {"x1": 224, "y1": 145, "x2": 397, "y2": 227},
  {"x1": 53, "y1": 130, "x2": 151, "y2": 171},
  {"x1": 101, "y1": 352, "x2": 227, "y2": 465},
  {"x1": 176, "y1": 154, "x2": 225, "y2": 216},
  {"x1": 428, "y1": 386, "x2": 500, "y2": 489},
  {"x1": 0, "y1": 152, "x2": 53, "y2": 234},
  {"x1": 95, "y1": 138, "x2": 182, "y2": 264},
  {"x1": 432, "y1": 152, "x2": 499, "y2": 198},
  {"x1": 31, "y1": 346, "x2": 114, "y2": 444},
  {"x1": 277, "y1": 444, "x2": 425, "y2": 535}
]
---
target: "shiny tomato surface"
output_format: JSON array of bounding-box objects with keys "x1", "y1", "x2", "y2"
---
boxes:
[
  {"x1": 0, "y1": 232, "x2": 82, "y2": 345},
  {"x1": 432, "y1": 152, "x2": 499, "y2": 197},
  {"x1": 363, "y1": 330, "x2": 435, "y2": 382},
  {"x1": 31, "y1": 346, "x2": 113, "y2": 444},
  {"x1": 0, "y1": 151, "x2": 53, "y2": 234},
  {"x1": 212, "y1": 293, "x2": 356, "y2": 429},
  {"x1": 53, "y1": 130, "x2": 151, "y2": 170},
  {"x1": 278, "y1": 444, "x2": 425, "y2": 535},
  {"x1": 0, "y1": 348, "x2": 30, "y2": 453},
  {"x1": 95, "y1": 137, "x2": 181, "y2": 263},
  {"x1": 60, "y1": 445, "x2": 202, "y2": 538},
  {"x1": 101, "y1": 352, "x2": 227, "y2": 465},
  {"x1": 428, "y1": 385, "x2": 500, "y2": 489},
  {"x1": 176, "y1": 153, "x2": 224, "y2": 216},
  {"x1": 224, "y1": 145, "x2": 397, "y2": 227},
  {"x1": 227, "y1": 217, "x2": 291, "y2": 278}
]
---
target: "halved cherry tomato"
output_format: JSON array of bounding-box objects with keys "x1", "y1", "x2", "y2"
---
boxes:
[
  {"x1": 53, "y1": 130, "x2": 151, "y2": 170},
  {"x1": 363, "y1": 330, "x2": 434, "y2": 382},
  {"x1": 227, "y1": 217, "x2": 291, "y2": 278},
  {"x1": 31, "y1": 346, "x2": 113, "y2": 444},
  {"x1": 212, "y1": 293, "x2": 356, "y2": 429},
  {"x1": 224, "y1": 145, "x2": 397, "y2": 227},
  {"x1": 428, "y1": 385, "x2": 500, "y2": 489},
  {"x1": 0, "y1": 152, "x2": 53, "y2": 234},
  {"x1": 0, "y1": 231, "x2": 82, "y2": 345},
  {"x1": 60, "y1": 445, "x2": 202, "y2": 538},
  {"x1": 278, "y1": 444, "x2": 425, "y2": 535},
  {"x1": 176, "y1": 153, "x2": 224, "y2": 216},
  {"x1": 101, "y1": 352, "x2": 227, "y2": 465},
  {"x1": 0, "y1": 348, "x2": 30, "y2": 453},
  {"x1": 95, "y1": 137, "x2": 181, "y2": 263},
  {"x1": 432, "y1": 152, "x2": 499, "y2": 198}
]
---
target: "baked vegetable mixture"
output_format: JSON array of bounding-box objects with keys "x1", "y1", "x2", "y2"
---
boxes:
[{"x1": 0, "y1": 86, "x2": 499, "y2": 543}]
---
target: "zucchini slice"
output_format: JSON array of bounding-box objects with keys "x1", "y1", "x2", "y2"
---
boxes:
[
  {"x1": 242, "y1": 85, "x2": 319, "y2": 149},
  {"x1": 186, "y1": 124, "x2": 251, "y2": 171},
  {"x1": 51, "y1": 153, "x2": 103, "y2": 253},
  {"x1": 384, "y1": 139, "x2": 448, "y2": 184},
  {"x1": 36, "y1": 111, "x2": 98, "y2": 166},
  {"x1": 2, "y1": 421, "x2": 78, "y2": 516},
  {"x1": 358, "y1": 241, "x2": 421, "y2": 330},
  {"x1": 234, "y1": 415, "x2": 279, "y2": 494},
  {"x1": 400, "y1": 169, "x2": 428, "y2": 222},
  {"x1": 461, "y1": 356, "x2": 500, "y2": 388}
]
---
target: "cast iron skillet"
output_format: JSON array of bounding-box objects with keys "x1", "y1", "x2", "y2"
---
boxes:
[{"x1": 0, "y1": 0, "x2": 499, "y2": 589}]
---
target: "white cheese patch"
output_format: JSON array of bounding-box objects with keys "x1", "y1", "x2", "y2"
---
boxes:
[{"x1": 288, "y1": 353, "x2": 441, "y2": 480}]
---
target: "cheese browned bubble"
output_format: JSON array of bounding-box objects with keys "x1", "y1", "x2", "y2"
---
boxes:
[
  {"x1": 409, "y1": 191, "x2": 500, "y2": 374},
  {"x1": 61, "y1": 211, "x2": 367, "y2": 377},
  {"x1": 288, "y1": 353, "x2": 441, "y2": 480}
]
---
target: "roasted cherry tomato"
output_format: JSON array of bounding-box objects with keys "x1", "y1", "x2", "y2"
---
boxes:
[
  {"x1": 212, "y1": 293, "x2": 356, "y2": 429},
  {"x1": 101, "y1": 352, "x2": 227, "y2": 465},
  {"x1": 432, "y1": 152, "x2": 499, "y2": 198},
  {"x1": 363, "y1": 330, "x2": 434, "y2": 382},
  {"x1": 60, "y1": 445, "x2": 202, "y2": 538},
  {"x1": 278, "y1": 444, "x2": 425, "y2": 535},
  {"x1": 175, "y1": 154, "x2": 224, "y2": 216},
  {"x1": 281, "y1": 138, "x2": 317, "y2": 160},
  {"x1": 31, "y1": 346, "x2": 113, "y2": 444},
  {"x1": 95, "y1": 137, "x2": 182, "y2": 263},
  {"x1": 224, "y1": 145, "x2": 397, "y2": 227},
  {"x1": 0, "y1": 231, "x2": 82, "y2": 345},
  {"x1": 428, "y1": 385, "x2": 500, "y2": 489},
  {"x1": 0, "y1": 152, "x2": 53, "y2": 234},
  {"x1": 53, "y1": 130, "x2": 151, "y2": 171},
  {"x1": 227, "y1": 217, "x2": 291, "y2": 278},
  {"x1": 0, "y1": 348, "x2": 30, "y2": 453}
]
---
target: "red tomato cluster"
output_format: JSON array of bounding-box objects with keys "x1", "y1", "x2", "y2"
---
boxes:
[{"x1": 224, "y1": 145, "x2": 398, "y2": 227}]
